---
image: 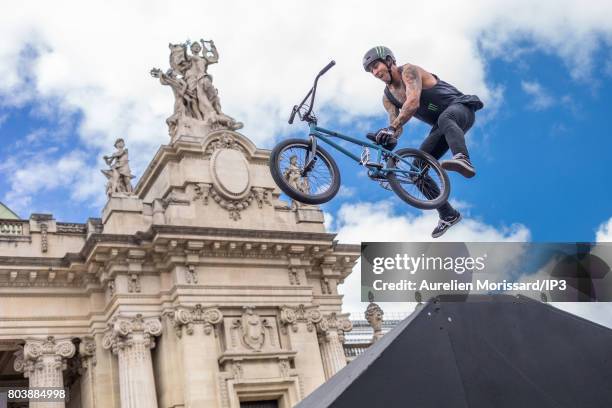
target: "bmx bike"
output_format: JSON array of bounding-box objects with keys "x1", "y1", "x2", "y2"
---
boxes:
[{"x1": 269, "y1": 60, "x2": 450, "y2": 210}]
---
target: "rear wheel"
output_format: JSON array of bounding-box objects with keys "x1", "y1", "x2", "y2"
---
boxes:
[
  {"x1": 269, "y1": 138, "x2": 341, "y2": 205},
  {"x1": 386, "y1": 148, "x2": 450, "y2": 209}
]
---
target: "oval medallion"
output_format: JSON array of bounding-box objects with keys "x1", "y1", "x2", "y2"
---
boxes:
[{"x1": 211, "y1": 148, "x2": 251, "y2": 199}]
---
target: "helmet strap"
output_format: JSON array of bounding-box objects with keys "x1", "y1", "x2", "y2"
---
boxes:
[{"x1": 385, "y1": 60, "x2": 394, "y2": 85}]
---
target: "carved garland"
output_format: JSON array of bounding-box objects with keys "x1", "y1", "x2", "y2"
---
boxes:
[
  {"x1": 203, "y1": 132, "x2": 246, "y2": 159},
  {"x1": 194, "y1": 183, "x2": 272, "y2": 221}
]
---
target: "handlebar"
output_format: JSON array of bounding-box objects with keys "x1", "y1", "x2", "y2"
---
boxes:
[
  {"x1": 318, "y1": 60, "x2": 336, "y2": 77},
  {"x1": 288, "y1": 60, "x2": 335, "y2": 124}
]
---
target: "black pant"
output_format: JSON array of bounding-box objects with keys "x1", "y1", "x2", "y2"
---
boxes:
[{"x1": 418, "y1": 103, "x2": 475, "y2": 218}]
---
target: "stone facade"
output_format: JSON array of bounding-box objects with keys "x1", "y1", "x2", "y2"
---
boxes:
[{"x1": 0, "y1": 129, "x2": 359, "y2": 408}]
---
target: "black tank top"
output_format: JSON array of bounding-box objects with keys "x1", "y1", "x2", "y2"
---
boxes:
[{"x1": 384, "y1": 68, "x2": 484, "y2": 126}]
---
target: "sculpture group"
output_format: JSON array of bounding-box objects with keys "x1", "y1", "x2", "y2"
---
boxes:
[{"x1": 151, "y1": 39, "x2": 243, "y2": 138}]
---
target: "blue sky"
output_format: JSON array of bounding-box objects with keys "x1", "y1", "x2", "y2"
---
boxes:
[
  {"x1": 316, "y1": 48, "x2": 612, "y2": 242},
  {"x1": 1, "y1": 1, "x2": 612, "y2": 324},
  {"x1": 2, "y1": 41, "x2": 611, "y2": 239}
]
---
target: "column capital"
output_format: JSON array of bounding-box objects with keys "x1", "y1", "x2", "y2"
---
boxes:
[
  {"x1": 165, "y1": 304, "x2": 223, "y2": 338},
  {"x1": 102, "y1": 314, "x2": 162, "y2": 354},
  {"x1": 79, "y1": 336, "x2": 97, "y2": 371},
  {"x1": 14, "y1": 336, "x2": 76, "y2": 381},
  {"x1": 279, "y1": 304, "x2": 323, "y2": 333},
  {"x1": 316, "y1": 312, "x2": 353, "y2": 342}
]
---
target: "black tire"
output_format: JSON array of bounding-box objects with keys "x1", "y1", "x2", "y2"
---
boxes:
[
  {"x1": 269, "y1": 138, "x2": 341, "y2": 205},
  {"x1": 386, "y1": 148, "x2": 450, "y2": 210}
]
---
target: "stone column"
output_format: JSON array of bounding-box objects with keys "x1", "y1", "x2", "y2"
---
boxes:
[
  {"x1": 13, "y1": 336, "x2": 76, "y2": 408},
  {"x1": 316, "y1": 313, "x2": 353, "y2": 380},
  {"x1": 78, "y1": 337, "x2": 97, "y2": 408},
  {"x1": 102, "y1": 314, "x2": 162, "y2": 408},
  {"x1": 279, "y1": 305, "x2": 326, "y2": 395},
  {"x1": 168, "y1": 305, "x2": 223, "y2": 408}
]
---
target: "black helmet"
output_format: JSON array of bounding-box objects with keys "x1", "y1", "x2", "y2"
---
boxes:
[{"x1": 363, "y1": 46, "x2": 395, "y2": 72}]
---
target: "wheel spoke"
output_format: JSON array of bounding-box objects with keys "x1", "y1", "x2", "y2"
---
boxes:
[{"x1": 276, "y1": 143, "x2": 335, "y2": 198}]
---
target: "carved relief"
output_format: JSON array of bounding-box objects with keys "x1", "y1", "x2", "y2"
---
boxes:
[
  {"x1": 232, "y1": 361, "x2": 243, "y2": 380},
  {"x1": 128, "y1": 273, "x2": 141, "y2": 293},
  {"x1": 288, "y1": 268, "x2": 301, "y2": 285},
  {"x1": 107, "y1": 279, "x2": 116, "y2": 296},
  {"x1": 321, "y1": 277, "x2": 331, "y2": 294},
  {"x1": 203, "y1": 132, "x2": 246, "y2": 158},
  {"x1": 185, "y1": 264, "x2": 199, "y2": 284},
  {"x1": 232, "y1": 306, "x2": 265, "y2": 351},
  {"x1": 194, "y1": 183, "x2": 273, "y2": 221},
  {"x1": 279, "y1": 360, "x2": 290, "y2": 378},
  {"x1": 227, "y1": 306, "x2": 280, "y2": 352},
  {"x1": 39, "y1": 222, "x2": 48, "y2": 253}
]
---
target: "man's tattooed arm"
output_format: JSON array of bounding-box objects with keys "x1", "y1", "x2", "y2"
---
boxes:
[
  {"x1": 383, "y1": 95, "x2": 403, "y2": 137},
  {"x1": 390, "y1": 64, "x2": 422, "y2": 129}
]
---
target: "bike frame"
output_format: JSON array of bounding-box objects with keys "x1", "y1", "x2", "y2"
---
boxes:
[
  {"x1": 290, "y1": 60, "x2": 424, "y2": 181},
  {"x1": 305, "y1": 123, "x2": 421, "y2": 180}
]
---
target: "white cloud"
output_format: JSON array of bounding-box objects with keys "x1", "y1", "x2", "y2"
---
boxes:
[
  {"x1": 1, "y1": 149, "x2": 106, "y2": 213},
  {"x1": 1, "y1": 1, "x2": 612, "y2": 213},
  {"x1": 334, "y1": 199, "x2": 530, "y2": 315},
  {"x1": 521, "y1": 80, "x2": 555, "y2": 110},
  {"x1": 596, "y1": 217, "x2": 612, "y2": 241},
  {"x1": 337, "y1": 186, "x2": 356, "y2": 199},
  {"x1": 335, "y1": 202, "x2": 612, "y2": 329}
]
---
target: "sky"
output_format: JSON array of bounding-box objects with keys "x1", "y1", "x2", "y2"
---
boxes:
[{"x1": 1, "y1": 1, "x2": 611, "y2": 328}]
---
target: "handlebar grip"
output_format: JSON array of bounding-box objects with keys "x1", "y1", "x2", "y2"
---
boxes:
[
  {"x1": 288, "y1": 105, "x2": 298, "y2": 124},
  {"x1": 319, "y1": 60, "x2": 336, "y2": 76}
]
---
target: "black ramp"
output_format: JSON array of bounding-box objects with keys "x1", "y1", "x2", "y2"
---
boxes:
[{"x1": 295, "y1": 294, "x2": 612, "y2": 408}]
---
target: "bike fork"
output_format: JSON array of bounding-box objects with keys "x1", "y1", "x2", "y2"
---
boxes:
[{"x1": 302, "y1": 134, "x2": 318, "y2": 176}]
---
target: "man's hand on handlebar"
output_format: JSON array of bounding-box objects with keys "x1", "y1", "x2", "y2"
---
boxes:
[{"x1": 375, "y1": 126, "x2": 398, "y2": 150}]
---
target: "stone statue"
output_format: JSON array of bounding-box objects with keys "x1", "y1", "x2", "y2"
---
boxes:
[
  {"x1": 102, "y1": 138, "x2": 134, "y2": 197},
  {"x1": 151, "y1": 39, "x2": 243, "y2": 139},
  {"x1": 284, "y1": 155, "x2": 310, "y2": 209},
  {"x1": 365, "y1": 291, "x2": 384, "y2": 343}
]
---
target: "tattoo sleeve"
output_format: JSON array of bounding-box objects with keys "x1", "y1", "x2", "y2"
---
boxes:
[
  {"x1": 391, "y1": 65, "x2": 422, "y2": 129},
  {"x1": 383, "y1": 95, "x2": 403, "y2": 137}
]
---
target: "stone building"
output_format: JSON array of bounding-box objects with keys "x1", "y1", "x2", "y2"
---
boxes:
[{"x1": 0, "y1": 128, "x2": 360, "y2": 407}]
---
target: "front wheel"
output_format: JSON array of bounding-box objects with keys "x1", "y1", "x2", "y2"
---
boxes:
[
  {"x1": 386, "y1": 148, "x2": 450, "y2": 210},
  {"x1": 269, "y1": 138, "x2": 341, "y2": 205}
]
